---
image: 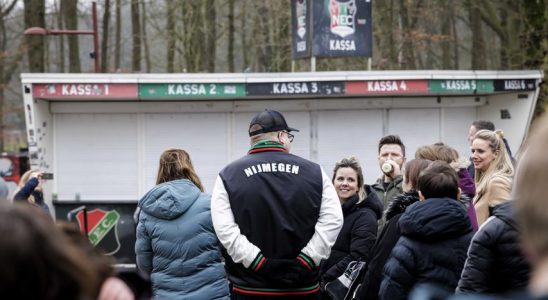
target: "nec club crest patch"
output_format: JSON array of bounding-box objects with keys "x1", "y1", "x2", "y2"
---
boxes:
[{"x1": 76, "y1": 209, "x2": 121, "y2": 255}]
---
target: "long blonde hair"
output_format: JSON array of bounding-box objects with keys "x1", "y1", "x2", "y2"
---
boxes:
[
  {"x1": 156, "y1": 148, "x2": 204, "y2": 192},
  {"x1": 14, "y1": 169, "x2": 41, "y2": 204},
  {"x1": 473, "y1": 129, "x2": 514, "y2": 198}
]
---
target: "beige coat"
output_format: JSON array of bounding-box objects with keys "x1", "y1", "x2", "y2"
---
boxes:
[{"x1": 473, "y1": 175, "x2": 512, "y2": 226}]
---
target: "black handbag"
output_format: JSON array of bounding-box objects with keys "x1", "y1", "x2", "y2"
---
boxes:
[{"x1": 324, "y1": 261, "x2": 367, "y2": 300}]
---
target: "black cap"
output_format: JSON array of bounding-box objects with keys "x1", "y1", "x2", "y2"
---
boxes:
[{"x1": 248, "y1": 110, "x2": 299, "y2": 137}]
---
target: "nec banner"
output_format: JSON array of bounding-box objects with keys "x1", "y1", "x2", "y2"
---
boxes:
[
  {"x1": 292, "y1": 0, "x2": 311, "y2": 59},
  {"x1": 312, "y1": 0, "x2": 372, "y2": 57}
]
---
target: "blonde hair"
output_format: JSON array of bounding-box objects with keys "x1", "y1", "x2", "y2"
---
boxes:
[
  {"x1": 514, "y1": 115, "x2": 548, "y2": 257},
  {"x1": 156, "y1": 148, "x2": 204, "y2": 192},
  {"x1": 332, "y1": 156, "x2": 367, "y2": 201},
  {"x1": 473, "y1": 129, "x2": 514, "y2": 198},
  {"x1": 14, "y1": 169, "x2": 40, "y2": 204}
]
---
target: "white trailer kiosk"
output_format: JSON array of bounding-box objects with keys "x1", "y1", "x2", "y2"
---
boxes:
[{"x1": 20, "y1": 70, "x2": 544, "y2": 264}]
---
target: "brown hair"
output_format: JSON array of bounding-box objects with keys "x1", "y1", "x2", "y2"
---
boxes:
[
  {"x1": 472, "y1": 120, "x2": 495, "y2": 131},
  {"x1": 0, "y1": 204, "x2": 97, "y2": 299},
  {"x1": 156, "y1": 148, "x2": 204, "y2": 191},
  {"x1": 332, "y1": 157, "x2": 366, "y2": 201},
  {"x1": 404, "y1": 159, "x2": 433, "y2": 190},
  {"x1": 514, "y1": 115, "x2": 548, "y2": 258},
  {"x1": 417, "y1": 161, "x2": 459, "y2": 200},
  {"x1": 378, "y1": 135, "x2": 406, "y2": 157},
  {"x1": 415, "y1": 144, "x2": 458, "y2": 164},
  {"x1": 57, "y1": 222, "x2": 114, "y2": 295}
]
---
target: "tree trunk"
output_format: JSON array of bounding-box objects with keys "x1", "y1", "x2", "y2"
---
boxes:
[
  {"x1": 166, "y1": 0, "x2": 176, "y2": 72},
  {"x1": 469, "y1": 0, "x2": 486, "y2": 69},
  {"x1": 441, "y1": 0, "x2": 452, "y2": 69},
  {"x1": 499, "y1": 2, "x2": 509, "y2": 69},
  {"x1": 114, "y1": 0, "x2": 121, "y2": 70},
  {"x1": 54, "y1": 0, "x2": 65, "y2": 72},
  {"x1": 141, "y1": 0, "x2": 151, "y2": 72},
  {"x1": 204, "y1": 0, "x2": 216, "y2": 72},
  {"x1": 131, "y1": 0, "x2": 141, "y2": 72},
  {"x1": 101, "y1": 0, "x2": 111, "y2": 72},
  {"x1": 227, "y1": 0, "x2": 235, "y2": 72},
  {"x1": 521, "y1": 0, "x2": 547, "y2": 117},
  {"x1": 241, "y1": 0, "x2": 249, "y2": 70},
  {"x1": 451, "y1": 6, "x2": 459, "y2": 69},
  {"x1": 0, "y1": 0, "x2": 21, "y2": 151},
  {"x1": 399, "y1": 0, "x2": 416, "y2": 69},
  {"x1": 24, "y1": 0, "x2": 46, "y2": 72},
  {"x1": 62, "y1": 0, "x2": 80, "y2": 72},
  {"x1": 182, "y1": 2, "x2": 205, "y2": 72},
  {"x1": 255, "y1": 2, "x2": 270, "y2": 72}
]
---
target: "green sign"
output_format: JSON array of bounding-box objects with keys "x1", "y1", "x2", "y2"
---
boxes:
[
  {"x1": 429, "y1": 80, "x2": 493, "y2": 93},
  {"x1": 88, "y1": 210, "x2": 120, "y2": 246},
  {"x1": 140, "y1": 83, "x2": 246, "y2": 99}
]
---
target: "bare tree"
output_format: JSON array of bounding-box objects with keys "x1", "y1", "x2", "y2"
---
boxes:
[
  {"x1": 24, "y1": 0, "x2": 46, "y2": 72},
  {"x1": 114, "y1": 0, "x2": 121, "y2": 70},
  {"x1": 54, "y1": 0, "x2": 65, "y2": 72},
  {"x1": 204, "y1": 0, "x2": 216, "y2": 73},
  {"x1": 101, "y1": 0, "x2": 111, "y2": 72},
  {"x1": 469, "y1": 0, "x2": 486, "y2": 69},
  {"x1": 227, "y1": 0, "x2": 235, "y2": 72},
  {"x1": 165, "y1": 0, "x2": 176, "y2": 73},
  {"x1": 131, "y1": 0, "x2": 141, "y2": 72},
  {"x1": 1, "y1": 0, "x2": 24, "y2": 151},
  {"x1": 141, "y1": 0, "x2": 150, "y2": 72},
  {"x1": 62, "y1": 0, "x2": 81, "y2": 72}
]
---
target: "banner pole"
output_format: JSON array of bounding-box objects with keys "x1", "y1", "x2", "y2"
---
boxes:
[
  {"x1": 311, "y1": 56, "x2": 316, "y2": 72},
  {"x1": 368, "y1": 58, "x2": 372, "y2": 71}
]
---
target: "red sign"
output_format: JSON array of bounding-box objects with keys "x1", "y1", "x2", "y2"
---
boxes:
[
  {"x1": 32, "y1": 83, "x2": 138, "y2": 100},
  {"x1": 346, "y1": 80, "x2": 428, "y2": 95}
]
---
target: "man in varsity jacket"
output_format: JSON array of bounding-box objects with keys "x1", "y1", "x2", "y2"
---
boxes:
[{"x1": 211, "y1": 109, "x2": 343, "y2": 299}]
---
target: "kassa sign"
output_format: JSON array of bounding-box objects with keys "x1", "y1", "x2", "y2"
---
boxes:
[{"x1": 312, "y1": 0, "x2": 372, "y2": 57}]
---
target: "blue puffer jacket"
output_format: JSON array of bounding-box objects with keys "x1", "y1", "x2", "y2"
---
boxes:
[{"x1": 135, "y1": 179, "x2": 230, "y2": 300}]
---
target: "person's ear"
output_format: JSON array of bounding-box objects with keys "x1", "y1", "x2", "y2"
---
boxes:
[
  {"x1": 457, "y1": 187, "x2": 462, "y2": 200},
  {"x1": 418, "y1": 190, "x2": 425, "y2": 201}
]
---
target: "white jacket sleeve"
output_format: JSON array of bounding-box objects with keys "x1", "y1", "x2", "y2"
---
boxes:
[
  {"x1": 211, "y1": 175, "x2": 261, "y2": 268},
  {"x1": 301, "y1": 168, "x2": 344, "y2": 266}
]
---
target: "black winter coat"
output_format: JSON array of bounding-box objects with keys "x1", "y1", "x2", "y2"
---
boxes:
[
  {"x1": 321, "y1": 185, "x2": 383, "y2": 282},
  {"x1": 355, "y1": 190, "x2": 420, "y2": 300},
  {"x1": 379, "y1": 197, "x2": 473, "y2": 300},
  {"x1": 457, "y1": 201, "x2": 530, "y2": 294}
]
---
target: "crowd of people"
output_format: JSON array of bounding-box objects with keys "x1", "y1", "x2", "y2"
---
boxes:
[
  {"x1": 2, "y1": 109, "x2": 548, "y2": 300},
  {"x1": 134, "y1": 109, "x2": 545, "y2": 300}
]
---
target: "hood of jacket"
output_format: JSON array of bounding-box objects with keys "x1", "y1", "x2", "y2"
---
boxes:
[
  {"x1": 492, "y1": 201, "x2": 517, "y2": 230},
  {"x1": 385, "y1": 189, "x2": 420, "y2": 221},
  {"x1": 399, "y1": 197, "x2": 472, "y2": 241},
  {"x1": 341, "y1": 185, "x2": 383, "y2": 220},
  {"x1": 138, "y1": 179, "x2": 201, "y2": 220}
]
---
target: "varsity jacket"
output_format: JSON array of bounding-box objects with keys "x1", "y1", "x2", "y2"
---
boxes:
[{"x1": 211, "y1": 141, "x2": 343, "y2": 297}]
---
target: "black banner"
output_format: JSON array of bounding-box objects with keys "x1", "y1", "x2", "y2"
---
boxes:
[
  {"x1": 312, "y1": 0, "x2": 372, "y2": 57},
  {"x1": 493, "y1": 79, "x2": 537, "y2": 92},
  {"x1": 291, "y1": 0, "x2": 311, "y2": 59},
  {"x1": 247, "y1": 81, "x2": 344, "y2": 96},
  {"x1": 55, "y1": 201, "x2": 137, "y2": 265}
]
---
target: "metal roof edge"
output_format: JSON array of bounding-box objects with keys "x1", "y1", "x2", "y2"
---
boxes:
[{"x1": 20, "y1": 70, "x2": 544, "y2": 84}]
